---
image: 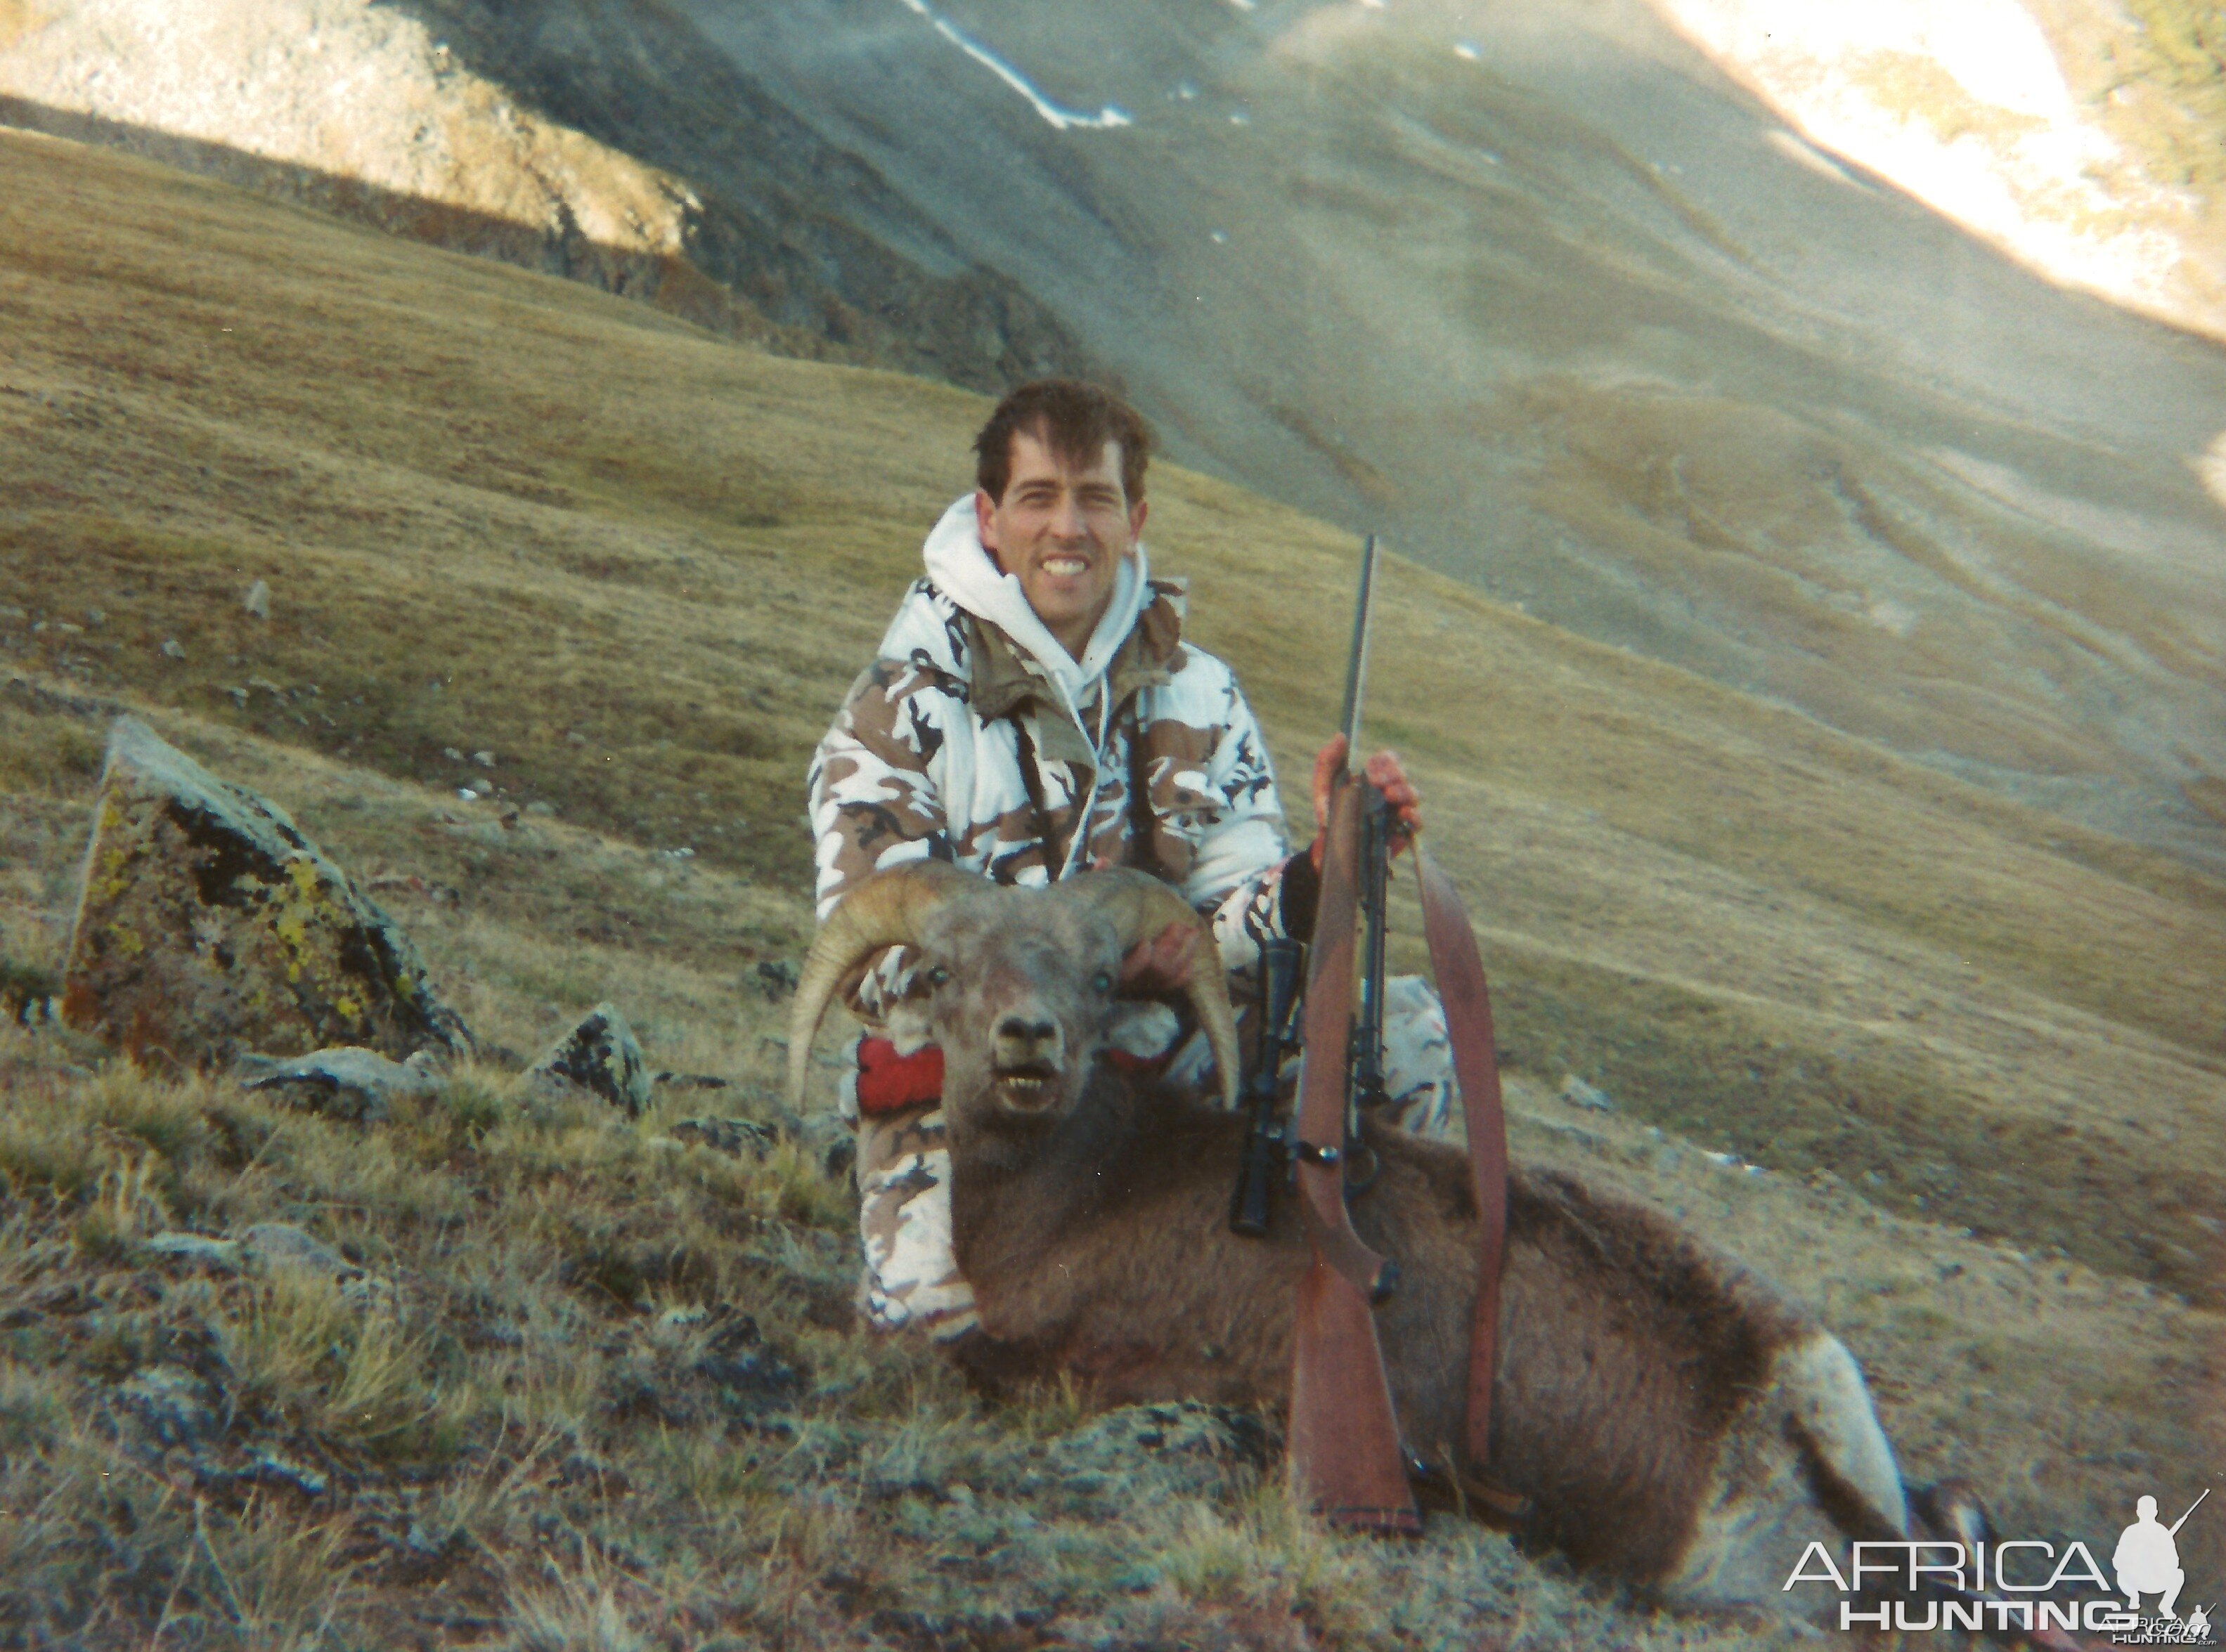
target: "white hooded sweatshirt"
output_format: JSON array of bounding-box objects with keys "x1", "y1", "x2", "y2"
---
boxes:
[{"x1": 808, "y1": 495, "x2": 1298, "y2": 1013}]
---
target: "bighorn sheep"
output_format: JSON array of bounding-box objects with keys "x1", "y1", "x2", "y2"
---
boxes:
[{"x1": 790, "y1": 864, "x2": 1913, "y2": 1607}]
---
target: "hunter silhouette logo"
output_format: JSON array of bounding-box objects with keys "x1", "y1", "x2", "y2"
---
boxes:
[
  {"x1": 2116, "y1": 1491, "x2": 2203, "y2": 1618},
  {"x1": 2109, "y1": 1490, "x2": 2213, "y2": 1647},
  {"x1": 1780, "y1": 1485, "x2": 2214, "y2": 1640}
]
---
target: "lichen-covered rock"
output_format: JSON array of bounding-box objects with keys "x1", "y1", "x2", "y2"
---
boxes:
[
  {"x1": 234, "y1": 1046, "x2": 445, "y2": 1123},
  {"x1": 60, "y1": 717, "x2": 471, "y2": 1066},
  {"x1": 526, "y1": 1001, "x2": 652, "y2": 1115}
]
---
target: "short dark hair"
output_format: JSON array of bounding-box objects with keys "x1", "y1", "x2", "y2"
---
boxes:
[{"x1": 973, "y1": 379, "x2": 1153, "y2": 505}]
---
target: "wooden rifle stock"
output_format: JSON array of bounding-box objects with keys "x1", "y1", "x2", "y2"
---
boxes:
[{"x1": 1286, "y1": 772, "x2": 1420, "y2": 1535}]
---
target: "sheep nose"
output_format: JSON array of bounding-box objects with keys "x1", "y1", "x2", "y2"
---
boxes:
[{"x1": 995, "y1": 1015, "x2": 1061, "y2": 1063}]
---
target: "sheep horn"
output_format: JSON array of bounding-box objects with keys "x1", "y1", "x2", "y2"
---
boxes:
[
  {"x1": 786, "y1": 861, "x2": 978, "y2": 1109},
  {"x1": 1068, "y1": 869, "x2": 1242, "y2": 1110}
]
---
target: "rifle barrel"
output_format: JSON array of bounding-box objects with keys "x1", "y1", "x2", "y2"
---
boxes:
[
  {"x1": 2170, "y1": 1487, "x2": 2210, "y2": 1535},
  {"x1": 1338, "y1": 534, "x2": 1378, "y2": 757}
]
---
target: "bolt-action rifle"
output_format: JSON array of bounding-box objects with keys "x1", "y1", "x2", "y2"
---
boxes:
[
  {"x1": 1281, "y1": 533, "x2": 1423, "y2": 1533},
  {"x1": 1276, "y1": 534, "x2": 1526, "y2": 1534}
]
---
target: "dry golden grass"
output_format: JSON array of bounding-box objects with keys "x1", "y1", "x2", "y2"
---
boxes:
[{"x1": 1, "y1": 126, "x2": 2222, "y2": 1645}]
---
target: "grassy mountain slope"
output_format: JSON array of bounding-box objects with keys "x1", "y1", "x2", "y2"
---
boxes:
[{"x1": 1, "y1": 131, "x2": 2220, "y2": 1644}]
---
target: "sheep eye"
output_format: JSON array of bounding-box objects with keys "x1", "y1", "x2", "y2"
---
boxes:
[
  {"x1": 1092, "y1": 970, "x2": 1113, "y2": 994},
  {"x1": 925, "y1": 965, "x2": 952, "y2": 989}
]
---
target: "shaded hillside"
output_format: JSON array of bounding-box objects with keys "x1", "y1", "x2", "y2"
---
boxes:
[{"x1": 1, "y1": 129, "x2": 2219, "y2": 1647}]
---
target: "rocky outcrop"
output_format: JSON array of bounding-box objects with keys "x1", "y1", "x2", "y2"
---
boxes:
[
  {"x1": 526, "y1": 1001, "x2": 652, "y2": 1115},
  {"x1": 60, "y1": 717, "x2": 471, "y2": 1067}
]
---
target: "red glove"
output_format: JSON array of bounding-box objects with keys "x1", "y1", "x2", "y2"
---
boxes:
[
  {"x1": 853, "y1": 1036, "x2": 945, "y2": 1116},
  {"x1": 1309, "y1": 734, "x2": 1423, "y2": 870}
]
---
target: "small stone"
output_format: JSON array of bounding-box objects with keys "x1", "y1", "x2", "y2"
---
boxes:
[
  {"x1": 119, "y1": 1365, "x2": 219, "y2": 1446},
  {"x1": 242, "y1": 580, "x2": 270, "y2": 620},
  {"x1": 1558, "y1": 1074, "x2": 1614, "y2": 1111},
  {"x1": 670, "y1": 1117, "x2": 779, "y2": 1158},
  {"x1": 224, "y1": 686, "x2": 249, "y2": 709},
  {"x1": 470, "y1": 750, "x2": 495, "y2": 768},
  {"x1": 234, "y1": 1047, "x2": 444, "y2": 1123},
  {"x1": 524, "y1": 801, "x2": 557, "y2": 816},
  {"x1": 442, "y1": 748, "x2": 462, "y2": 762},
  {"x1": 160, "y1": 638, "x2": 186, "y2": 660},
  {"x1": 242, "y1": 1449, "x2": 327, "y2": 1497},
  {"x1": 526, "y1": 1002, "x2": 653, "y2": 1116},
  {"x1": 147, "y1": 1231, "x2": 243, "y2": 1269},
  {"x1": 237, "y1": 1221, "x2": 352, "y2": 1277}
]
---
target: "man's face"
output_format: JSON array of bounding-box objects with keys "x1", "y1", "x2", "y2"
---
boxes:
[{"x1": 976, "y1": 430, "x2": 1146, "y2": 658}]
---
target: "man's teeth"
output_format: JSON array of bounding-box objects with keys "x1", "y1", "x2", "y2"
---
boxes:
[{"x1": 1043, "y1": 557, "x2": 1087, "y2": 575}]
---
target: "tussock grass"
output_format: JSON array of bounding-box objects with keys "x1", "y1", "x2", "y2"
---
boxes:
[{"x1": 0, "y1": 1020, "x2": 1865, "y2": 1648}]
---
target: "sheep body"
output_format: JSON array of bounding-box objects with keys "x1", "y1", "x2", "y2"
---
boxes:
[
  {"x1": 794, "y1": 869, "x2": 1908, "y2": 1606},
  {"x1": 948, "y1": 1068, "x2": 1904, "y2": 1603}
]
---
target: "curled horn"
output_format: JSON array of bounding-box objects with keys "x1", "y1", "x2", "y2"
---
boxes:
[
  {"x1": 787, "y1": 861, "x2": 978, "y2": 1108},
  {"x1": 1068, "y1": 869, "x2": 1241, "y2": 1109}
]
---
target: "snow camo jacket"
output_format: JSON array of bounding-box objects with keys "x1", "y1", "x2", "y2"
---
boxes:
[{"x1": 807, "y1": 575, "x2": 1300, "y2": 1027}]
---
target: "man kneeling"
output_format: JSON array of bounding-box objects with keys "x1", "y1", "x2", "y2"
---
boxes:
[{"x1": 805, "y1": 379, "x2": 1451, "y2": 1341}]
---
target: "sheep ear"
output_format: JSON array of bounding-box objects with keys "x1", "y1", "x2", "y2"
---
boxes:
[
  {"x1": 787, "y1": 862, "x2": 978, "y2": 1108},
  {"x1": 1066, "y1": 871, "x2": 1241, "y2": 1110}
]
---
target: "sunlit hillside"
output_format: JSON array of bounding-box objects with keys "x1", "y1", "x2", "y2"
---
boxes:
[{"x1": 1, "y1": 130, "x2": 2220, "y2": 1645}]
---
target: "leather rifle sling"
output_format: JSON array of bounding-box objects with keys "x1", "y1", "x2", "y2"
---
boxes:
[
  {"x1": 1416, "y1": 846, "x2": 1527, "y2": 1521},
  {"x1": 1286, "y1": 773, "x2": 1421, "y2": 1535}
]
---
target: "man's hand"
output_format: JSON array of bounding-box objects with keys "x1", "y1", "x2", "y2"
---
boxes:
[
  {"x1": 1120, "y1": 920, "x2": 1201, "y2": 994},
  {"x1": 1309, "y1": 734, "x2": 1422, "y2": 870},
  {"x1": 1088, "y1": 855, "x2": 1205, "y2": 992}
]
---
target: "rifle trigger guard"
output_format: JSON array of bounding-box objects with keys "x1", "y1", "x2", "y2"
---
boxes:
[{"x1": 1293, "y1": 1140, "x2": 1342, "y2": 1168}]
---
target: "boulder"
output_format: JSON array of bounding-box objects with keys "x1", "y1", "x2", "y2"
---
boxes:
[
  {"x1": 60, "y1": 717, "x2": 470, "y2": 1066},
  {"x1": 233, "y1": 1046, "x2": 444, "y2": 1123},
  {"x1": 526, "y1": 1001, "x2": 652, "y2": 1115}
]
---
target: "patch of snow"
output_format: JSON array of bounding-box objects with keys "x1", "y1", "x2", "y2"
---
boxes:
[
  {"x1": 892, "y1": 0, "x2": 1131, "y2": 131},
  {"x1": 1766, "y1": 127, "x2": 1862, "y2": 189}
]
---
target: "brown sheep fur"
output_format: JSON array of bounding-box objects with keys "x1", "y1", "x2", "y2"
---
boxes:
[{"x1": 824, "y1": 877, "x2": 1912, "y2": 1606}]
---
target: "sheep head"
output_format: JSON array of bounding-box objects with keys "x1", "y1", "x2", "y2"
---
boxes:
[{"x1": 787, "y1": 866, "x2": 1240, "y2": 1129}]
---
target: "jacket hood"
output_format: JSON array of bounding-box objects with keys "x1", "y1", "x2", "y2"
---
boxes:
[{"x1": 919, "y1": 495, "x2": 1149, "y2": 712}]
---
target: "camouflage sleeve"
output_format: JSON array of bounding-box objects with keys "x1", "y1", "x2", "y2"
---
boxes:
[
  {"x1": 806, "y1": 654, "x2": 962, "y2": 1029},
  {"x1": 1178, "y1": 679, "x2": 1300, "y2": 975}
]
